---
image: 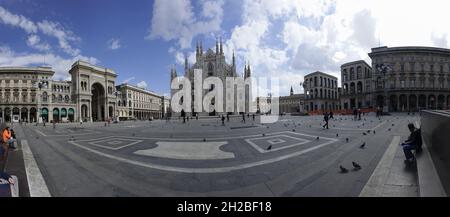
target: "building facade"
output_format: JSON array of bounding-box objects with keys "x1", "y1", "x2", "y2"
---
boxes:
[
  {"x1": 70, "y1": 61, "x2": 118, "y2": 122},
  {"x1": 340, "y1": 60, "x2": 373, "y2": 110},
  {"x1": 303, "y1": 71, "x2": 339, "y2": 112},
  {"x1": 170, "y1": 40, "x2": 251, "y2": 116},
  {"x1": 368, "y1": 46, "x2": 450, "y2": 112},
  {"x1": 0, "y1": 66, "x2": 77, "y2": 123},
  {"x1": 0, "y1": 60, "x2": 166, "y2": 123},
  {"x1": 116, "y1": 83, "x2": 163, "y2": 120},
  {"x1": 279, "y1": 87, "x2": 305, "y2": 114}
]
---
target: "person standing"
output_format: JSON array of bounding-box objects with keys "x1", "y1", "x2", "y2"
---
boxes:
[
  {"x1": 252, "y1": 114, "x2": 255, "y2": 121},
  {"x1": 221, "y1": 115, "x2": 225, "y2": 126}
]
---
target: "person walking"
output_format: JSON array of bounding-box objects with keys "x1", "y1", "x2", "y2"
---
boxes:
[
  {"x1": 323, "y1": 112, "x2": 329, "y2": 129},
  {"x1": 221, "y1": 115, "x2": 225, "y2": 126},
  {"x1": 252, "y1": 114, "x2": 255, "y2": 121}
]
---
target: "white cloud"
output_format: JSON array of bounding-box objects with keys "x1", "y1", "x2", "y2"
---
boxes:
[
  {"x1": 0, "y1": 46, "x2": 98, "y2": 80},
  {"x1": 0, "y1": 6, "x2": 98, "y2": 80},
  {"x1": 148, "y1": 0, "x2": 224, "y2": 49},
  {"x1": 107, "y1": 38, "x2": 121, "y2": 50},
  {"x1": 0, "y1": 6, "x2": 81, "y2": 56},
  {"x1": 137, "y1": 81, "x2": 148, "y2": 89},
  {"x1": 0, "y1": 6, "x2": 37, "y2": 33},
  {"x1": 26, "y1": 34, "x2": 51, "y2": 51},
  {"x1": 36, "y1": 20, "x2": 80, "y2": 56}
]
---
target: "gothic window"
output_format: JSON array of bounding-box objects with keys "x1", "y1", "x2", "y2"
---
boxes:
[
  {"x1": 65, "y1": 95, "x2": 70, "y2": 103},
  {"x1": 350, "y1": 68, "x2": 355, "y2": 80},
  {"x1": 208, "y1": 62, "x2": 214, "y2": 76},
  {"x1": 58, "y1": 95, "x2": 63, "y2": 102}
]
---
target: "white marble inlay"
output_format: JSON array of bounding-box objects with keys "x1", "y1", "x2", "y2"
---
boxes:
[
  {"x1": 134, "y1": 141, "x2": 234, "y2": 160},
  {"x1": 268, "y1": 138, "x2": 285, "y2": 145}
]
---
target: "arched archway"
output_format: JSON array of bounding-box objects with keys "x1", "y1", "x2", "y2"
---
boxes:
[
  {"x1": 12, "y1": 107, "x2": 20, "y2": 122},
  {"x1": 61, "y1": 108, "x2": 67, "y2": 121},
  {"x1": 399, "y1": 95, "x2": 407, "y2": 111},
  {"x1": 437, "y1": 95, "x2": 445, "y2": 110},
  {"x1": 41, "y1": 108, "x2": 48, "y2": 122},
  {"x1": 389, "y1": 95, "x2": 398, "y2": 112},
  {"x1": 428, "y1": 95, "x2": 436, "y2": 110},
  {"x1": 81, "y1": 104, "x2": 88, "y2": 121},
  {"x1": 21, "y1": 108, "x2": 28, "y2": 122},
  {"x1": 68, "y1": 108, "x2": 75, "y2": 122},
  {"x1": 418, "y1": 95, "x2": 426, "y2": 110},
  {"x1": 53, "y1": 108, "x2": 60, "y2": 122},
  {"x1": 4, "y1": 108, "x2": 11, "y2": 122},
  {"x1": 409, "y1": 95, "x2": 417, "y2": 111},
  {"x1": 109, "y1": 106, "x2": 113, "y2": 119},
  {"x1": 91, "y1": 83, "x2": 106, "y2": 121},
  {"x1": 30, "y1": 108, "x2": 37, "y2": 123}
]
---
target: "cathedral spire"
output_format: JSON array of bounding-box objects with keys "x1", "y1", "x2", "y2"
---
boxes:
[
  {"x1": 290, "y1": 86, "x2": 294, "y2": 96},
  {"x1": 232, "y1": 50, "x2": 235, "y2": 67},
  {"x1": 196, "y1": 41, "x2": 199, "y2": 56},
  {"x1": 216, "y1": 38, "x2": 219, "y2": 54},
  {"x1": 220, "y1": 37, "x2": 223, "y2": 55},
  {"x1": 200, "y1": 41, "x2": 203, "y2": 55},
  {"x1": 184, "y1": 54, "x2": 188, "y2": 74}
]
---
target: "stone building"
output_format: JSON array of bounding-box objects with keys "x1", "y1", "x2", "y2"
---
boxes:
[
  {"x1": 279, "y1": 86, "x2": 305, "y2": 114},
  {"x1": 116, "y1": 83, "x2": 163, "y2": 120},
  {"x1": 70, "y1": 60, "x2": 118, "y2": 122},
  {"x1": 0, "y1": 60, "x2": 166, "y2": 123},
  {"x1": 368, "y1": 46, "x2": 450, "y2": 112},
  {"x1": 303, "y1": 71, "x2": 339, "y2": 112},
  {"x1": 0, "y1": 66, "x2": 77, "y2": 123},
  {"x1": 340, "y1": 60, "x2": 373, "y2": 110},
  {"x1": 170, "y1": 39, "x2": 251, "y2": 116}
]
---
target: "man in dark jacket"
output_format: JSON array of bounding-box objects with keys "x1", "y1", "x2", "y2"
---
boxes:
[{"x1": 401, "y1": 123, "x2": 422, "y2": 163}]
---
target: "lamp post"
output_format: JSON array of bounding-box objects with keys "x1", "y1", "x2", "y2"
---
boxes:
[{"x1": 375, "y1": 63, "x2": 392, "y2": 113}]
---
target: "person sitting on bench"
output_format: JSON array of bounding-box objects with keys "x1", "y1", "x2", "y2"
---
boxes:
[{"x1": 401, "y1": 123, "x2": 422, "y2": 163}]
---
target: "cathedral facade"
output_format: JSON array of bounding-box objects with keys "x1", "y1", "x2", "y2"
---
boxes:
[{"x1": 170, "y1": 40, "x2": 252, "y2": 116}]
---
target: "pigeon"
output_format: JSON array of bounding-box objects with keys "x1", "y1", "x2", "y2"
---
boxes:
[
  {"x1": 267, "y1": 145, "x2": 272, "y2": 150},
  {"x1": 346, "y1": 138, "x2": 349, "y2": 143},
  {"x1": 362, "y1": 132, "x2": 367, "y2": 136},
  {"x1": 292, "y1": 129, "x2": 296, "y2": 132},
  {"x1": 316, "y1": 136, "x2": 320, "y2": 140},
  {"x1": 340, "y1": 165, "x2": 349, "y2": 173},
  {"x1": 203, "y1": 138, "x2": 206, "y2": 142},
  {"x1": 336, "y1": 133, "x2": 339, "y2": 137},
  {"x1": 392, "y1": 124, "x2": 395, "y2": 126},
  {"x1": 359, "y1": 142, "x2": 366, "y2": 149},
  {"x1": 373, "y1": 130, "x2": 376, "y2": 134},
  {"x1": 388, "y1": 128, "x2": 391, "y2": 131},
  {"x1": 367, "y1": 130, "x2": 371, "y2": 133},
  {"x1": 262, "y1": 133, "x2": 266, "y2": 137},
  {"x1": 352, "y1": 161, "x2": 362, "y2": 170}
]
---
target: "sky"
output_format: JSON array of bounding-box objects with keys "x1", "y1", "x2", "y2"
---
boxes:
[{"x1": 1, "y1": 0, "x2": 450, "y2": 97}]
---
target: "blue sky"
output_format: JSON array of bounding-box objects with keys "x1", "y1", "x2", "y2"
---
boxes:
[{"x1": 1, "y1": 0, "x2": 450, "y2": 96}]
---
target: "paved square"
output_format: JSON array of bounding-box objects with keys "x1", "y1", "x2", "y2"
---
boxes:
[
  {"x1": 245, "y1": 134, "x2": 310, "y2": 153},
  {"x1": 88, "y1": 137, "x2": 143, "y2": 150}
]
